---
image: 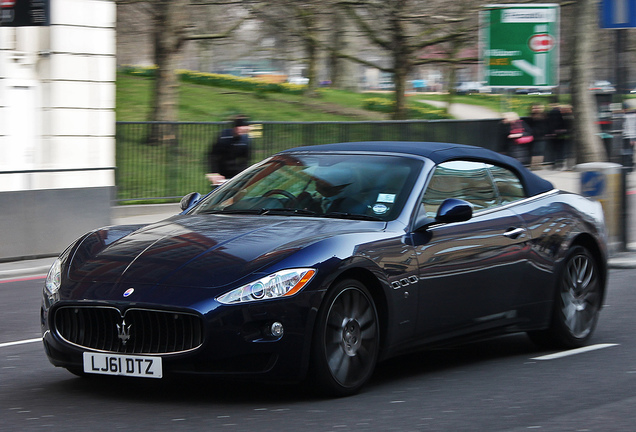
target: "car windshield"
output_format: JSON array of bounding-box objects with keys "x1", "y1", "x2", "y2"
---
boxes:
[{"x1": 192, "y1": 153, "x2": 423, "y2": 221}]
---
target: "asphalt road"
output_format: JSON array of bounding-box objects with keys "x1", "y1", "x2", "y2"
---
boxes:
[{"x1": 1, "y1": 271, "x2": 635, "y2": 432}]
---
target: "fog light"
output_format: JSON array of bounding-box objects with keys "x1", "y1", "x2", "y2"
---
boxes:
[{"x1": 270, "y1": 322, "x2": 284, "y2": 337}]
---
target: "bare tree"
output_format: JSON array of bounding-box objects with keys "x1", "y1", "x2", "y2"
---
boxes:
[
  {"x1": 250, "y1": 0, "x2": 331, "y2": 96},
  {"x1": 149, "y1": 0, "x2": 189, "y2": 129},
  {"x1": 328, "y1": 8, "x2": 347, "y2": 88},
  {"x1": 569, "y1": 0, "x2": 606, "y2": 162},
  {"x1": 117, "y1": 0, "x2": 251, "y2": 144},
  {"x1": 340, "y1": 0, "x2": 477, "y2": 119}
]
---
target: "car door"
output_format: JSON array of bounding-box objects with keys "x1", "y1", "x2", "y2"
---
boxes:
[{"x1": 411, "y1": 161, "x2": 531, "y2": 339}]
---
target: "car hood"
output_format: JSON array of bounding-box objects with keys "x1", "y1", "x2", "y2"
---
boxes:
[{"x1": 67, "y1": 215, "x2": 384, "y2": 288}]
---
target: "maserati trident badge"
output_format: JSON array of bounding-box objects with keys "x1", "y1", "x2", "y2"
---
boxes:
[{"x1": 117, "y1": 319, "x2": 132, "y2": 345}]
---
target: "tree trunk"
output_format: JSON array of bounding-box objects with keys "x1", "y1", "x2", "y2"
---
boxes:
[
  {"x1": 299, "y1": 7, "x2": 321, "y2": 98},
  {"x1": 444, "y1": 38, "x2": 463, "y2": 113},
  {"x1": 570, "y1": 0, "x2": 606, "y2": 163},
  {"x1": 329, "y1": 10, "x2": 343, "y2": 88},
  {"x1": 148, "y1": 0, "x2": 189, "y2": 145},
  {"x1": 304, "y1": 34, "x2": 319, "y2": 96},
  {"x1": 390, "y1": 12, "x2": 409, "y2": 120},
  {"x1": 393, "y1": 62, "x2": 408, "y2": 120}
]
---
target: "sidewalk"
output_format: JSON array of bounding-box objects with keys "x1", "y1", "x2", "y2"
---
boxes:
[
  {"x1": 0, "y1": 203, "x2": 181, "y2": 280},
  {"x1": 1, "y1": 171, "x2": 636, "y2": 280}
]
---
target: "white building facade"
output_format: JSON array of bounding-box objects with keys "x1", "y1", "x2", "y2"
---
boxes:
[{"x1": 0, "y1": 0, "x2": 116, "y2": 260}]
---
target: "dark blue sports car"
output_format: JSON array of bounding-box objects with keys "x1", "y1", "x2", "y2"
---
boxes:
[{"x1": 41, "y1": 141, "x2": 608, "y2": 396}]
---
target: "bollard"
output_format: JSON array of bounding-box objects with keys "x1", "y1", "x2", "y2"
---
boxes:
[{"x1": 576, "y1": 162, "x2": 624, "y2": 253}]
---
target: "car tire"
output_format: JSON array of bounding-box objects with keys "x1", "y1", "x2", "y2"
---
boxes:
[
  {"x1": 528, "y1": 245, "x2": 602, "y2": 349},
  {"x1": 309, "y1": 279, "x2": 379, "y2": 397}
]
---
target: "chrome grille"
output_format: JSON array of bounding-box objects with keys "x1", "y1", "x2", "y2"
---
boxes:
[{"x1": 53, "y1": 306, "x2": 204, "y2": 354}]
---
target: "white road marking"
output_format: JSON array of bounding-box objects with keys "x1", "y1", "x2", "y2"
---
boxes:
[
  {"x1": 0, "y1": 338, "x2": 42, "y2": 349},
  {"x1": 531, "y1": 343, "x2": 619, "y2": 360}
]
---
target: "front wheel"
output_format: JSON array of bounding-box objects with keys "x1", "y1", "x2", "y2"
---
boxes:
[
  {"x1": 310, "y1": 279, "x2": 379, "y2": 397},
  {"x1": 528, "y1": 245, "x2": 603, "y2": 349}
]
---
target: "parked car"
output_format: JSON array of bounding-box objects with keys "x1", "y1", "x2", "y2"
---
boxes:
[
  {"x1": 41, "y1": 141, "x2": 608, "y2": 396},
  {"x1": 455, "y1": 81, "x2": 487, "y2": 94},
  {"x1": 590, "y1": 80, "x2": 616, "y2": 93},
  {"x1": 287, "y1": 76, "x2": 309, "y2": 85},
  {"x1": 515, "y1": 87, "x2": 553, "y2": 95}
]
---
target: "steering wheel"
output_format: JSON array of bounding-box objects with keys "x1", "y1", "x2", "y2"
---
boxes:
[{"x1": 262, "y1": 189, "x2": 299, "y2": 207}]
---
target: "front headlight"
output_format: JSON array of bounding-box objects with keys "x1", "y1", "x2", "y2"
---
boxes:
[
  {"x1": 216, "y1": 268, "x2": 316, "y2": 305},
  {"x1": 44, "y1": 258, "x2": 62, "y2": 305}
]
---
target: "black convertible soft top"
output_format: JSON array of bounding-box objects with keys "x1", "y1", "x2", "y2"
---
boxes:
[{"x1": 280, "y1": 141, "x2": 555, "y2": 197}]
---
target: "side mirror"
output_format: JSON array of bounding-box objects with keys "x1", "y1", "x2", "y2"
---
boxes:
[
  {"x1": 435, "y1": 198, "x2": 473, "y2": 224},
  {"x1": 180, "y1": 192, "x2": 202, "y2": 212}
]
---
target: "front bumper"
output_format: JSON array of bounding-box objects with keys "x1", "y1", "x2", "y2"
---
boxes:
[{"x1": 41, "y1": 290, "x2": 323, "y2": 382}]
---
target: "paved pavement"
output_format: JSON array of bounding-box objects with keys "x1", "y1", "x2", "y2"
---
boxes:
[
  {"x1": 1, "y1": 169, "x2": 635, "y2": 280},
  {"x1": 418, "y1": 99, "x2": 501, "y2": 120},
  {"x1": 0, "y1": 203, "x2": 181, "y2": 280}
]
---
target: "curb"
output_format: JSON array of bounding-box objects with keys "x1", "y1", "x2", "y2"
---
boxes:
[
  {"x1": 2, "y1": 255, "x2": 635, "y2": 281},
  {"x1": 112, "y1": 203, "x2": 181, "y2": 219},
  {"x1": 0, "y1": 265, "x2": 51, "y2": 280},
  {"x1": 0, "y1": 257, "x2": 56, "y2": 281},
  {"x1": 608, "y1": 258, "x2": 636, "y2": 269}
]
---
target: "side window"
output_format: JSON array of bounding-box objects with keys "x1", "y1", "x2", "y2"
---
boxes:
[
  {"x1": 422, "y1": 161, "x2": 497, "y2": 217},
  {"x1": 490, "y1": 165, "x2": 526, "y2": 204}
]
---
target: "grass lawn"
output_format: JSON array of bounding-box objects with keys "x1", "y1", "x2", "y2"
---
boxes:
[
  {"x1": 115, "y1": 73, "x2": 560, "y2": 203},
  {"x1": 116, "y1": 74, "x2": 390, "y2": 122},
  {"x1": 117, "y1": 74, "x2": 530, "y2": 122}
]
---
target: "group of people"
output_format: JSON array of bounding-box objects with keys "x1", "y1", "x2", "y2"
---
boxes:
[
  {"x1": 211, "y1": 107, "x2": 608, "y2": 187},
  {"x1": 211, "y1": 108, "x2": 575, "y2": 190},
  {"x1": 500, "y1": 103, "x2": 573, "y2": 170}
]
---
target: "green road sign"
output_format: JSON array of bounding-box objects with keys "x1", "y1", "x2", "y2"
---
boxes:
[{"x1": 480, "y1": 4, "x2": 560, "y2": 88}]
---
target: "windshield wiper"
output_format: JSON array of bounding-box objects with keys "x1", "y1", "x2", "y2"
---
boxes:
[
  {"x1": 197, "y1": 208, "x2": 382, "y2": 221},
  {"x1": 321, "y1": 212, "x2": 384, "y2": 221},
  {"x1": 198, "y1": 208, "x2": 265, "y2": 215},
  {"x1": 261, "y1": 208, "x2": 319, "y2": 216}
]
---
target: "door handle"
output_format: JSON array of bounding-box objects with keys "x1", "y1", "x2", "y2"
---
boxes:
[{"x1": 503, "y1": 227, "x2": 526, "y2": 239}]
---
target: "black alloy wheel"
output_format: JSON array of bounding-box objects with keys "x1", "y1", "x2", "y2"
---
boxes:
[
  {"x1": 310, "y1": 279, "x2": 379, "y2": 396},
  {"x1": 528, "y1": 245, "x2": 602, "y2": 348}
]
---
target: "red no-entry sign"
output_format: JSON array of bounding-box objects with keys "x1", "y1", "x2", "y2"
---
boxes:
[{"x1": 529, "y1": 33, "x2": 555, "y2": 52}]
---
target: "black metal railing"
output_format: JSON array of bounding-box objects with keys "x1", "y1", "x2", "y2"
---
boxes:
[{"x1": 115, "y1": 119, "x2": 502, "y2": 202}]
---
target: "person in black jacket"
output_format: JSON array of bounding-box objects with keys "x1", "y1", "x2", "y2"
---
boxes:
[
  {"x1": 526, "y1": 104, "x2": 548, "y2": 169},
  {"x1": 206, "y1": 115, "x2": 251, "y2": 186},
  {"x1": 546, "y1": 104, "x2": 568, "y2": 170}
]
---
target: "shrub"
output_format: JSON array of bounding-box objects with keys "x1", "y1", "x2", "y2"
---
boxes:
[
  {"x1": 119, "y1": 65, "x2": 157, "y2": 78},
  {"x1": 363, "y1": 98, "x2": 452, "y2": 119},
  {"x1": 119, "y1": 66, "x2": 306, "y2": 95}
]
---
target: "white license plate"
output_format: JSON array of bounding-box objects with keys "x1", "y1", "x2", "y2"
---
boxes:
[{"x1": 83, "y1": 352, "x2": 163, "y2": 378}]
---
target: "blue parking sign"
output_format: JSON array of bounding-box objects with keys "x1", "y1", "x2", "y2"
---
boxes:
[
  {"x1": 600, "y1": 0, "x2": 636, "y2": 29},
  {"x1": 581, "y1": 171, "x2": 606, "y2": 197}
]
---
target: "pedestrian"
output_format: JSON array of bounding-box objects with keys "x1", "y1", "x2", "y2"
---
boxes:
[
  {"x1": 499, "y1": 112, "x2": 533, "y2": 166},
  {"x1": 526, "y1": 104, "x2": 548, "y2": 170},
  {"x1": 546, "y1": 104, "x2": 568, "y2": 170},
  {"x1": 622, "y1": 107, "x2": 636, "y2": 172},
  {"x1": 560, "y1": 104, "x2": 574, "y2": 169},
  {"x1": 206, "y1": 115, "x2": 251, "y2": 186}
]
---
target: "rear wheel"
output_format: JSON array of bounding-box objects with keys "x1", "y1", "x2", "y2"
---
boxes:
[
  {"x1": 528, "y1": 245, "x2": 602, "y2": 348},
  {"x1": 310, "y1": 279, "x2": 379, "y2": 396}
]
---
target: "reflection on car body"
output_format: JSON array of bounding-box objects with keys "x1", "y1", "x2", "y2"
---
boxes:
[{"x1": 41, "y1": 141, "x2": 608, "y2": 396}]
